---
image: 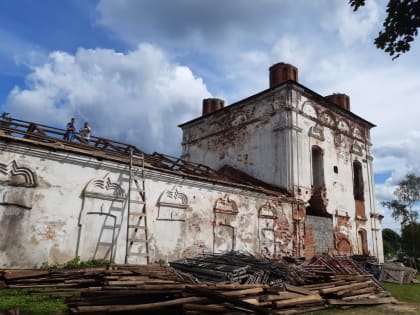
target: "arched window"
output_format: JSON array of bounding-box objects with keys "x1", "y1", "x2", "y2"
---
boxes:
[
  {"x1": 353, "y1": 160, "x2": 364, "y2": 201},
  {"x1": 357, "y1": 229, "x2": 368, "y2": 255}
]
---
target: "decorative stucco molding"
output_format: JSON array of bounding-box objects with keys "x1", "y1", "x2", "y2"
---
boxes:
[
  {"x1": 309, "y1": 124, "x2": 324, "y2": 141},
  {"x1": 258, "y1": 201, "x2": 278, "y2": 219},
  {"x1": 158, "y1": 188, "x2": 189, "y2": 209},
  {"x1": 0, "y1": 160, "x2": 37, "y2": 209},
  {"x1": 301, "y1": 101, "x2": 318, "y2": 119},
  {"x1": 320, "y1": 111, "x2": 336, "y2": 128},
  {"x1": 157, "y1": 188, "x2": 190, "y2": 221},
  {"x1": 83, "y1": 176, "x2": 125, "y2": 201},
  {"x1": 214, "y1": 194, "x2": 238, "y2": 214}
]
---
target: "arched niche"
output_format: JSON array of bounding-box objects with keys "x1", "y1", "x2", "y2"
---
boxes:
[
  {"x1": 77, "y1": 176, "x2": 126, "y2": 261},
  {"x1": 157, "y1": 188, "x2": 189, "y2": 221},
  {"x1": 213, "y1": 194, "x2": 238, "y2": 253},
  {"x1": 155, "y1": 187, "x2": 190, "y2": 260},
  {"x1": 258, "y1": 202, "x2": 278, "y2": 256}
]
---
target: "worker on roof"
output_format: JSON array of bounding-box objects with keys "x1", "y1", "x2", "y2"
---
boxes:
[
  {"x1": 79, "y1": 121, "x2": 91, "y2": 143},
  {"x1": 63, "y1": 117, "x2": 76, "y2": 141}
]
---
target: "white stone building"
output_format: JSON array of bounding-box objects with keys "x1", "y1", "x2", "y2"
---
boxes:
[{"x1": 0, "y1": 62, "x2": 383, "y2": 268}]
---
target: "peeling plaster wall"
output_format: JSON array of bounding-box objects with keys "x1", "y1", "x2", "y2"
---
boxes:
[
  {"x1": 181, "y1": 85, "x2": 383, "y2": 262},
  {"x1": 292, "y1": 89, "x2": 383, "y2": 262},
  {"x1": 181, "y1": 88, "x2": 292, "y2": 192},
  {"x1": 0, "y1": 141, "x2": 295, "y2": 268}
]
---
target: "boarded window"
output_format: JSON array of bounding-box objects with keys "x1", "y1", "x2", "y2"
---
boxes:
[{"x1": 353, "y1": 161, "x2": 364, "y2": 201}]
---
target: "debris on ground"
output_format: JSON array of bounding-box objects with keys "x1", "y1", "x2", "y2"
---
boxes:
[
  {"x1": 0, "y1": 252, "x2": 396, "y2": 314},
  {"x1": 379, "y1": 262, "x2": 417, "y2": 284}
]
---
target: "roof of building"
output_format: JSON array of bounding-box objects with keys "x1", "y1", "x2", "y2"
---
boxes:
[
  {"x1": 0, "y1": 114, "x2": 288, "y2": 198},
  {"x1": 178, "y1": 80, "x2": 376, "y2": 128}
]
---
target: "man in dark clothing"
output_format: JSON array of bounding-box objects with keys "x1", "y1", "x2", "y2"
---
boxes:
[{"x1": 64, "y1": 117, "x2": 76, "y2": 140}]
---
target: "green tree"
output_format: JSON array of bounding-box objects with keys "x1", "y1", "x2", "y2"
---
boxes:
[
  {"x1": 382, "y1": 228, "x2": 401, "y2": 259},
  {"x1": 382, "y1": 174, "x2": 420, "y2": 225},
  {"x1": 350, "y1": 0, "x2": 420, "y2": 59},
  {"x1": 382, "y1": 173, "x2": 420, "y2": 265},
  {"x1": 401, "y1": 223, "x2": 420, "y2": 268}
]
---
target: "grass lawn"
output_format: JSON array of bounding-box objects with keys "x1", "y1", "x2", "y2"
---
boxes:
[
  {"x1": 313, "y1": 275, "x2": 420, "y2": 315},
  {"x1": 0, "y1": 289, "x2": 67, "y2": 315}
]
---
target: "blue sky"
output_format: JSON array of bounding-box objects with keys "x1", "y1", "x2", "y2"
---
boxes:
[{"x1": 1, "y1": 0, "x2": 419, "y2": 232}]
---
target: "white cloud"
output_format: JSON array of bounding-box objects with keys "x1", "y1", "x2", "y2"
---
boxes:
[
  {"x1": 5, "y1": 44, "x2": 211, "y2": 155},
  {"x1": 0, "y1": 29, "x2": 47, "y2": 76},
  {"x1": 320, "y1": 0, "x2": 380, "y2": 45}
]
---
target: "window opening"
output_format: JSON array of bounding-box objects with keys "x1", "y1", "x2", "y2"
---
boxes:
[{"x1": 353, "y1": 161, "x2": 364, "y2": 201}]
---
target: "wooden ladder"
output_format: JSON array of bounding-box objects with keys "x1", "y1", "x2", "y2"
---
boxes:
[{"x1": 125, "y1": 152, "x2": 149, "y2": 264}]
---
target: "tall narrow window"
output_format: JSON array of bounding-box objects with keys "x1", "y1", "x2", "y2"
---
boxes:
[
  {"x1": 312, "y1": 146, "x2": 324, "y2": 188},
  {"x1": 353, "y1": 161, "x2": 364, "y2": 201}
]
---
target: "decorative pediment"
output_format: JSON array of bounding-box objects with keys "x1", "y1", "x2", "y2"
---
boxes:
[
  {"x1": 0, "y1": 160, "x2": 37, "y2": 187},
  {"x1": 351, "y1": 141, "x2": 365, "y2": 156},
  {"x1": 302, "y1": 101, "x2": 318, "y2": 119},
  {"x1": 83, "y1": 176, "x2": 125, "y2": 200},
  {"x1": 320, "y1": 111, "x2": 336, "y2": 127},
  {"x1": 158, "y1": 188, "x2": 188, "y2": 209},
  {"x1": 214, "y1": 194, "x2": 238, "y2": 214},
  {"x1": 337, "y1": 119, "x2": 350, "y2": 133},
  {"x1": 0, "y1": 160, "x2": 37, "y2": 209},
  {"x1": 353, "y1": 127, "x2": 364, "y2": 140},
  {"x1": 309, "y1": 124, "x2": 324, "y2": 141},
  {"x1": 258, "y1": 201, "x2": 278, "y2": 219}
]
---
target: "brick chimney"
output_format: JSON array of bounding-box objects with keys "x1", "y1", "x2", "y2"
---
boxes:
[
  {"x1": 202, "y1": 98, "x2": 225, "y2": 116},
  {"x1": 325, "y1": 93, "x2": 350, "y2": 111},
  {"x1": 269, "y1": 62, "x2": 298, "y2": 88}
]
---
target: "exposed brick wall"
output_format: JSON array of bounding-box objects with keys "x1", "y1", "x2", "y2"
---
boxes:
[
  {"x1": 305, "y1": 215, "x2": 334, "y2": 256},
  {"x1": 304, "y1": 227, "x2": 314, "y2": 258},
  {"x1": 355, "y1": 200, "x2": 366, "y2": 218},
  {"x1": 335, "y1": 216, "x2": 353, "y2": 255}
]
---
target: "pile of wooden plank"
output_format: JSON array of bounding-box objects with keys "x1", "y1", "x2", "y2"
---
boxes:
[
  {"x1": 170, "y1": 251, "x2": 304, "y2": 285},
  {"x1": 0, "y1": 257, "x2": 395, "y2": 315}
]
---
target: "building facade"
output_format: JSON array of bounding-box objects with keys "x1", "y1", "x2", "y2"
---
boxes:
[
  {"x1": 180, "y1": 63, "x2": 383, "y2": 261},
  {"x1": 0, "y1": 62, "x2": 383, "y2": 268}
]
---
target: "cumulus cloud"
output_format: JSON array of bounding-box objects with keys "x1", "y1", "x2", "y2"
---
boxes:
[
  {"x1": 0, "y1": 29, "x2": 47, "y2": 76},
  {"x1": 5, "y1": 44, "x2": 211, "y2": 155},
  {"x1": 320, "y1": 0, "x2": 380, "y2": 45},
  {"x1": 96, "y1": 0, "x2": 297, "y2": 51}
]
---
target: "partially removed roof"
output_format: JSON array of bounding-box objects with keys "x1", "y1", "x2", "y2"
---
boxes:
[{"x1": 0, "y1": 115, "x2": 287, "y2": 197}]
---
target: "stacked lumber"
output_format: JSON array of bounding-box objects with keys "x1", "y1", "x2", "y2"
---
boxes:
[
  {"x1": 170, "y1": 251, "x2": 306, "y2": 285},
  {"x1": 0, "y1": 254, "x2": 395, "y2": 314}
]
